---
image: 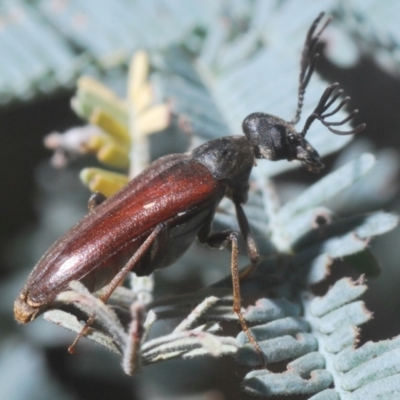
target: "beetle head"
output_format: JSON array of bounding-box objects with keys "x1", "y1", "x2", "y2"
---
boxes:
[
  {"x1": 242, "y1": 112, "x2": 324, "y2": 173},
  {"x1": 242, "y1": 81, "x2": 366, "y2": 174},
  {"x1": 240, "y1": 13, "x2": 365, "y2": 174}
]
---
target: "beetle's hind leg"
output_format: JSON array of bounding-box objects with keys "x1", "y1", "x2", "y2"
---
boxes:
[{"x1": 68, "y1": 223, "x2": 164, "y2": 354}]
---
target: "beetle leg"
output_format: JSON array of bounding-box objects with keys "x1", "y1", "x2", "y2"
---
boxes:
[
  {"x1": 198, "y1": 217, "x2": 265, "y2": 367},
  {"x1": 68, "y1": 223, "x2": 164, "y2": 354},
  {"x1": 229, "y1": 232, "x2": 266, "y2": 367},
  {"x1": 234, "y1": 203, "x2": 260, "y2": 280},
  {"x1": 230, "y1": 232, "x2": 266, "y2": 367},
  {"x1": 88, "y1": 192, "x2": 107, "y2": 212},
  {"x1": 199, "y1": 228, "x2": 234, "y2": 248},
  {"x1": 198, "y1": 204, "x2": 260, "y2": 280},
  {"x1": 134, "y1": 222, "x2": 171, "y2": 276}
]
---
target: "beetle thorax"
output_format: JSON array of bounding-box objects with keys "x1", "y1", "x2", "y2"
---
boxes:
[{"x1": 191, "y1": 136, "x2": 255, "y2": 204}]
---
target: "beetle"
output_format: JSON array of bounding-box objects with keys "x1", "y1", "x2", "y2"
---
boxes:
[{"x1": 14, "y1": 13, "x2": 365, "y2": 358}]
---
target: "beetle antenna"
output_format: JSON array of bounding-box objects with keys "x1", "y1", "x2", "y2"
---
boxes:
[
  {"x1": 300, "y1": 82, "x2": 366, "y2": 136},
  {"x1": 291, "y1": 12, "x2": 332, "y2": 125}
]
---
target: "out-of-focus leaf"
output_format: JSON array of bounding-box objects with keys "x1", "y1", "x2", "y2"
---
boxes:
[{"x1": 279, "y1": 154, "x2": 375, "y2": 226}]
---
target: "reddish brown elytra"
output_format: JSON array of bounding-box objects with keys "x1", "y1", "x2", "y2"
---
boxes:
[{"x1": 14, "y1": 13, "x2": 365, "y2": 362}]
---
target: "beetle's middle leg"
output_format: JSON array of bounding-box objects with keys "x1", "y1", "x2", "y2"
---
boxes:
[
  {"x1": 199, "y1": 203, "x2": 260, "y2": 279},
  {"x1": 68, "y1": 223, "x2": 164, "y2": 353},
  {"x1": 229, "y1": 231, "x2": 266, "y2": 367},
  {"x1": 198, "y1": 207, "x2": 266, "y2": 367}
]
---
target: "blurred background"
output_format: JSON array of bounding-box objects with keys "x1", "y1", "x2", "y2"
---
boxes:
[{"x1": 1, "y1": 0, "x2": 400, "y2": 399}]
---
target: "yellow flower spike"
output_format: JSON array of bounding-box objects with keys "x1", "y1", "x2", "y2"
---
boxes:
[
  {"x1": 90, "y1": 108, "x2": 130, "y2": 146},
  {"x1": 97, "y1": 142, "x2": 130, "y2": 169},
  {"x1": 73, "y1": 76, "x2": 128, "y2": 125},
  {"x1": 86, "y1": 134, "x2": 106, "y2": 152},
  {"x1": 86, "y1": 134, "x2": 129, "y2": 169},
  {"x1": 137, "y1": 103, "x2": 171, "y2": 135},
  {"x1": 131, "y1": 50, "x2": 150, "y2": 101},
  {"x1": 128, "y1": 51, "x2": 152, "y2": 175},
  {"x1": 80, "y1": 168, "x2": 129, "y2": 197},
  {"x1": 134, "y1": 82, "x2": 153, "y2": 115}
]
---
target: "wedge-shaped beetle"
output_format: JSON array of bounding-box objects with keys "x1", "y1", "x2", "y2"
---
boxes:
[{"x1": 14, "y1": 13, "x2": 365, "y2": 356}]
